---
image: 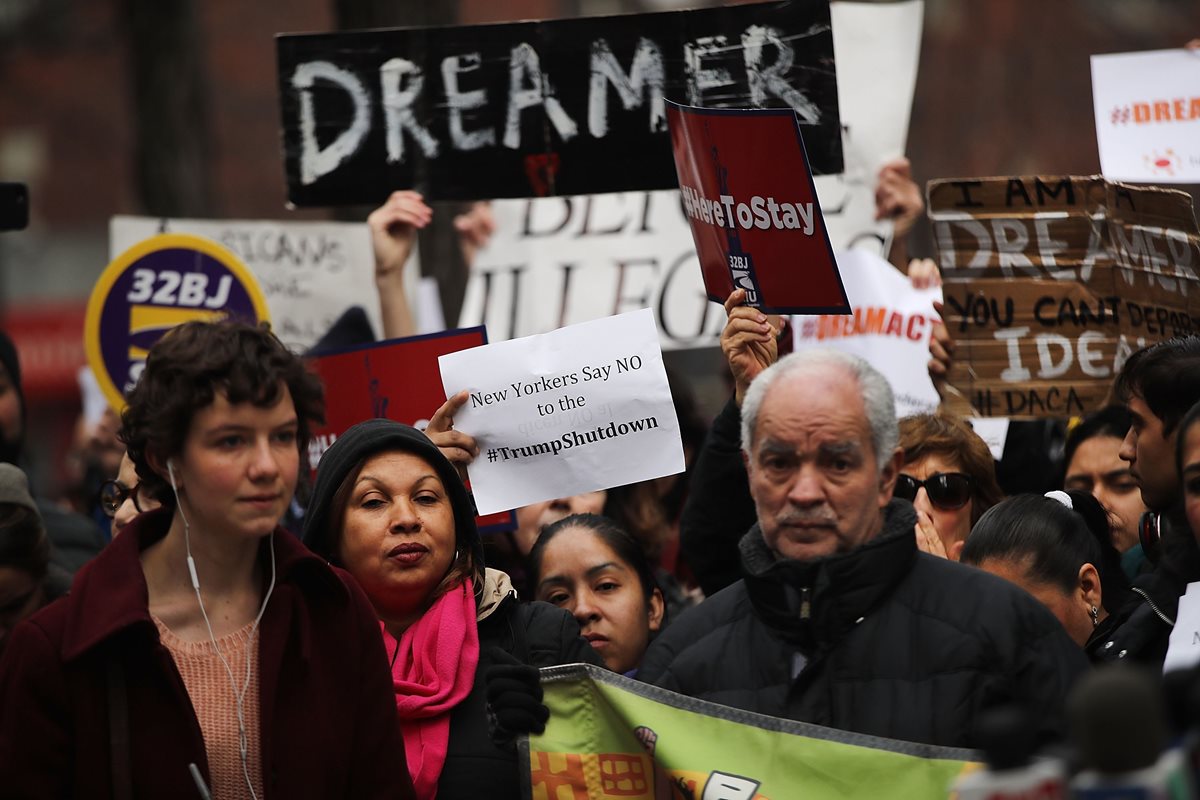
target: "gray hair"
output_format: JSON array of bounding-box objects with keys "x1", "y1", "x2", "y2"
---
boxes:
[{"x1": 740, "y1": 349, "x2": 899, "y2": 470}]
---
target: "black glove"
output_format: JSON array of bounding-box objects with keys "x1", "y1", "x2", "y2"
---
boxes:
[{"x1": 484, "y1": 646, "x2": 549, "y2": 747}]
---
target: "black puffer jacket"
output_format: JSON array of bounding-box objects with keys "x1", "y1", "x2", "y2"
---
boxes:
[
  {"x1": 440, "y1": 587, "x2": 601, "y2": 800},
  {"x1": 641, "y1": 501, "x2": 1089, "y2": 749}
]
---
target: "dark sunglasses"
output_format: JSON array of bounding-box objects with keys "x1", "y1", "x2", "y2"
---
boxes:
[
  {"x1": 894, "y1": 472, "x2": 974, "y2": 510},
  {"x1": 98, "y1": 480, "x2": 145, "y2": 518}
]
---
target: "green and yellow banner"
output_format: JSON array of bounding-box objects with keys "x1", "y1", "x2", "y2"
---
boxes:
[{"x1": 522, "y1": 664, "x2": 980, "y2": 800}]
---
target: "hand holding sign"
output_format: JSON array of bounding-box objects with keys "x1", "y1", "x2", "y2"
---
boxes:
[
  {"x1": 721, "y1": 289, "x2": 779, "y2": 407},
  {"x1": 369, "y1": 191, "x2": 431, "y2": 340},
  {"x1": 927, "y1": 300, "x2": 955, "y2": 401},
  {"x1": 874, "y1": 158, "x2": 924, "y2": 236},
  {"x1": 369, "y1": 190, "x2": 431, "y2": 280},
  {"x1": 425, "y1": 390, "x2": 479, "y2": 483}
]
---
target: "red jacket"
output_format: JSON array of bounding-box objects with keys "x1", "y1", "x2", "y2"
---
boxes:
[{"x1": 0, "y1": 508, "x2": 414, "y2": 799}]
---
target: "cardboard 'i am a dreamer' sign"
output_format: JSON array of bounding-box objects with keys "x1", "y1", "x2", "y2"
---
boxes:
[{"x1": 928, "y1": 175, "x2": 1200, "y2": 418}]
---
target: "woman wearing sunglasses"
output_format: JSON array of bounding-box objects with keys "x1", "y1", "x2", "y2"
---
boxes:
[
  {"x1": 896, "y1": 413, "x2": 1003, "y2": 560},
  {"x1": 98, "y1": 452, "x2": 162, "y2": 536}
]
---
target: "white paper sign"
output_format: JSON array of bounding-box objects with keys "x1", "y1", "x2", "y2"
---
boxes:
[
  {"x1": 110, "y1": 216, "x2": 389, "y2": 352},
  {"x1": 459, "y1": 192, "x2": 722, "y2": 349},
  {"x1": 812, "y1": 0, "x2": 924, "y2": 256},
  {"x1": 438, "y1": 309, "x2": 685, "y2": 515},
  {"x1": 458, "y1": 1, "x2": 925, "y2": 350},
  {"x1": 1091, "y1": 48, "x2": 1200, "y2": 183},
  {"x1": 1163, "y1": 581, "x2": 1200, "y2": 675},
  {"x1": 792, "y1": 250, "x2": 941, "y2": 417},
  {"x1": 967, "y1": 418, "x2": 1011, "y2": 461}
]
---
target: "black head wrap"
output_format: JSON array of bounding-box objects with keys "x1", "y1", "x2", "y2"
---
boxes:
[{"x1": 302, "y1": 418, "x2": 483, "y2": 572}]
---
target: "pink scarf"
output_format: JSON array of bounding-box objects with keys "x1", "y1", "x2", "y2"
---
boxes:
[{"x1": 382, "y1": 579, "x2": 480, "y2": 800}]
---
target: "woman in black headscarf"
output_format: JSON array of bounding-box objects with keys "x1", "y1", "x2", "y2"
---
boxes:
[{"x1": 303, "y1": 419, "x2": 599, "y2": 800}]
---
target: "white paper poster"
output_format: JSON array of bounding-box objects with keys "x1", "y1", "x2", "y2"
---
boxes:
[
  {"x1": 967, "y1": 418, "x2": 1011, "y2": 461},
  {"x1": 110, "y1": 216, "x2": 388, "y2": 352},
  {"x1": 1163, "y1": 581, "x2": 1200, "y2": 675},
  {"x1": 812, "y1": 0, "x2": 925, "y2": 257},
  {"x1": 1091, "y1": 48, "x2": 1200, "y2": 183},
  {"x1": 792, "y1": 250, "x2": 941, "y2": 418},
  {"x1": 459, "y1": 192, "x2": 721, "y2": 349},
  {"x1": 438, "y1": 309, "x2": 685, "y2": 515},
  {"x1": 459, "y1": 1, "x2": 925, "y2": 349}
]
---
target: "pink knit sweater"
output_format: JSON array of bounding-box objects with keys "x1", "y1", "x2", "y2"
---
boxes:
[{"x1": 155, "y1": 617, "x2": 263, "y2": 799}]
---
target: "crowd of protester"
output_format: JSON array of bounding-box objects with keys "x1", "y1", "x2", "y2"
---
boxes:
[{"x1": 0, "y1": 158, "x2": 1199, "y2": 799}]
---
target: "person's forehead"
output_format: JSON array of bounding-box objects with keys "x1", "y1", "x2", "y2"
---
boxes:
[
  {"x1": 903, "y1": 452, "x2": 962, "y2": 478},
  {"x1": 1183, "y1": 423, "x2": 1200, "y2": 465},
  {"x1": 117, "y1": 453, "x2": 140, "y2": 483},
  {"x1": 754, "y1": 369, "x2": 870, "y2": 445},
  {"x1": 1067, "y1": 435, "x2": 1124, "y2": 473},
  {"x1": 1127, "y1": 393, "x2": 1159, "y2": 425}
]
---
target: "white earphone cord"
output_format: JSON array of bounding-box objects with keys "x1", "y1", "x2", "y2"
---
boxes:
[{"x1": 169, "y1": 461, "x2": 276, "y2": 800}]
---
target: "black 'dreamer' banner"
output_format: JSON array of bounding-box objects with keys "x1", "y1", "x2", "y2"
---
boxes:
[{"x1": 276, "y1": 0, "x2": 841, "y2": 205}]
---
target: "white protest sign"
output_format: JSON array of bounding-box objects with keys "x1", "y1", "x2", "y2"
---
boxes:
[
  {"x1": 792, "y1": 250, "x2": 941, "y2": 417},
  {"x1": 1091, "y1": 48, "x2": 1200, "y2": 183},
  {"x1": 812, "y1": 0, "x2": 924, "y2": 256},
  {"x1": 1163, "y1": 582, "x2": 1200, "y2": 675},
  {"x1": 459, "y1": 193, "x2": 721, "y2": 349},
  {"x1": 458, "y1": 0, "x2": 924, "y2": 349},
  {"x1": 110, "y1": 216, "x2": 389, "y2": 352},
  {"x1": 438, "y1": 309, "x2": 685, "y2": 515},
  {"x1": 967, "y1": 418, "x2": 1011, "y2": 461}
]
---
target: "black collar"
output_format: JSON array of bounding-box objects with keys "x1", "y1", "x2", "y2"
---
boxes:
[{"x1": 740, "y1": 499, "x2": 918, "y2": 652}]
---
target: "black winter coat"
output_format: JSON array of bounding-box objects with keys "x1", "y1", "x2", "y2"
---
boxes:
[
  {"x1": 1089, "y1": 504, "x2": 1200, "y2": 667},
  {"x1": 438, "y1": 593, "x2": 601, "y2": 800},
  {"x1": 641, "y1": 502, "x2": 1089, "y2": 750}
]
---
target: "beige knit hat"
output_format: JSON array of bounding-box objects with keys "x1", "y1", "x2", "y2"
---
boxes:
[{"x1": 0, "y1": 462, "x2": 38, "y2": 512}]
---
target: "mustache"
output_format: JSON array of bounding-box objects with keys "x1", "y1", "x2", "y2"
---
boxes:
[{"x1": 775, "y1": 509, "x2": 837, "y2": 526}]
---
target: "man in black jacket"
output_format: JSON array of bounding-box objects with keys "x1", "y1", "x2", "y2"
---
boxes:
[
  {"x1": 640, "y1": 345, "x2": 1088, "y2": 749},
  {"x1": 1093, "y1": 335, "x2": 1200, "y2": 665}
]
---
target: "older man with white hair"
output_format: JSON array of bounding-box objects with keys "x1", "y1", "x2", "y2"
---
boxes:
[{"x1": 640, "y1": 344, "x2": 1088, "y2": 749}]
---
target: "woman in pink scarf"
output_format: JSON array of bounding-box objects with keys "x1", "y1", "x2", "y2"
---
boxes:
[{"x1": 303, "y1": 419, "x2": 600, "y2": 800}]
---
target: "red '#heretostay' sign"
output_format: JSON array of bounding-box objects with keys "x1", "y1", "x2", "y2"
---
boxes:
[{"x1": 666, "y1": 101, "x2": 849, "y2": 315}]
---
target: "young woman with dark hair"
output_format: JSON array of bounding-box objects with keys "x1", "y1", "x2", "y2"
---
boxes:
[
  {"x1": 1063, "y1": 406, "x2": 1148, "y2": 575},
  {"x1": 961, "y1": 490, "x2": 1132, "y2": 660},
  {"x1": 529, "y1": 513, "x2": 666, "y2": 676},
  {"x1": 0, "y1": 320, "x2": 412, "y2": 799},
  {"x1": 1177, "y1": 400, "x2": 1200, "y2": 547}
]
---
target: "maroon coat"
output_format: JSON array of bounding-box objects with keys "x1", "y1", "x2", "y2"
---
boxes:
[{"x1": 0, "y1": 508, "x2": 414, "y2": 799}]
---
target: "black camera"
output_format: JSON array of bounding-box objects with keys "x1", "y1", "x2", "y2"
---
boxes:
[{"x1": 0, "y1": 183, "x2": 29, "y2": 231}]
